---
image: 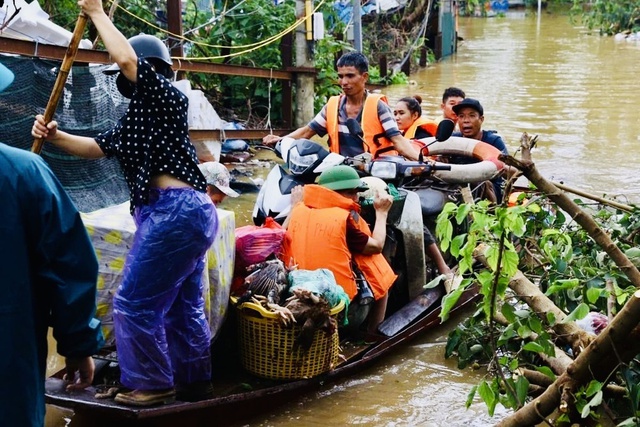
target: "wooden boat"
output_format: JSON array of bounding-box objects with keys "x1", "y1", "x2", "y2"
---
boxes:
[{"x1": 45, "y1": 285, "x2": 479, "y2": 426}]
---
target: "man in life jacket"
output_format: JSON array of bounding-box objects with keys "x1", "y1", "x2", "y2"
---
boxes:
[
  {"x1": 263, "y1": 52, "x2": 420, "y2": 160},
  {"x1": 451, "y1": 98, "x2": 509, "y2": 203},
  {"x1": 282, "y1": 165, "x2": 397, "y2": 337}
]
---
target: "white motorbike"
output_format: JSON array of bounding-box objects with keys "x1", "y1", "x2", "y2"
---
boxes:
[{"x1": 252, "y1": 138, "x2": 346, "y2": 226}]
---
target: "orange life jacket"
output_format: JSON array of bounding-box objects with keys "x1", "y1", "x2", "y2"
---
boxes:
[
  {"x1": 282, "y1": 185, "x2": 397, "y2": 300},
  {"x1": 404, "y1": 116, "x2": 438, "y2": 139},
  {"x1": 325, "y1": 94, "x2": 396, "y2": 158},
  {"x1": 403, "y1": 116, "x2": 438, "y2": 154}
]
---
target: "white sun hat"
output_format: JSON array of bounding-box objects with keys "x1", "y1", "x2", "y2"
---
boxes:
[{"x1": 198, "y1": 162, "x2": 239, "y2": 198}]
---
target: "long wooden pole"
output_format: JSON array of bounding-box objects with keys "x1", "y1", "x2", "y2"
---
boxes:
[{"x1": 31, "y1": 12, "x2": 88, "y2": 154}]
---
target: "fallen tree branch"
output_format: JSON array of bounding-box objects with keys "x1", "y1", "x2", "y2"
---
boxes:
[
  {"x1": 497, "y1": 296, "x2": 640, "y2": 426},
  {"x1": 518, "y1": 368, "x2": 626, "y2": 396},
  {"x1": 501, "y1": 154, "x2": 640, "y2": 288},
  {"x1": 551, "y1": 181, "x2": 634, "y2": 213},
  {"x1": 475, "y1": 244, "x2": 594, "y2": 355},
  {"x1": 495, "y1": 154, "x2": 640, "y2": 426}
]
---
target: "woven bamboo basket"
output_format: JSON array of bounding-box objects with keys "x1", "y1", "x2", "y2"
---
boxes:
[{"x1": 234, "y1": 298, "x2": 344, "y2": 380}]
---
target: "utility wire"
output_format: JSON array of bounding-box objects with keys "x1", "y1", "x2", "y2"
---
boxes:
[{"x1": 111, "y1": 0, "x2": 325, "y2": 60}]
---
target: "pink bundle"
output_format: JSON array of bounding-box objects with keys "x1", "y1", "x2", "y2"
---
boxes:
[{"x1": 235, "y1": 217, "x2": 286, "y2": 270}]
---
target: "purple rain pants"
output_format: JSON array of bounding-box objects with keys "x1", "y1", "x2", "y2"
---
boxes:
[{"x1": 113, "y1": 187, "x2": 218, "y2": 390}]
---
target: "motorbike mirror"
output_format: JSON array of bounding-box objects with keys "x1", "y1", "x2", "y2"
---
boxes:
[
  {"x1": 346, "y1": 118, "x2": 364, "y2": 139},
  {"x1": 418, "y1": 119, "x2": 456, "y2": 163},
  {"x1": 435, "y1": 119, "x2": 455, "y2": 142}
]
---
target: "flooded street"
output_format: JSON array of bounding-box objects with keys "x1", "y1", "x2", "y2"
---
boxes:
[
  {"x1": 46, "y1": 8, "x2": 640, "y2": 427},
  {"x1": 235, "y1": 10, "x2": 640, "y2": 426},
  {"x1": 386, "y1": 10, "x2": 640, "y2": 204}
]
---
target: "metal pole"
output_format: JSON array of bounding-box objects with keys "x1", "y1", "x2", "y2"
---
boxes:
[{"x1": 352, "y1": 0, "x2": 362, "y2": 52}]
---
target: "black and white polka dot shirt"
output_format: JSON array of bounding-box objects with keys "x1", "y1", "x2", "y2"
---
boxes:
[{"x1": 95, "y1": 58, "x2": 206, "y2": 213}]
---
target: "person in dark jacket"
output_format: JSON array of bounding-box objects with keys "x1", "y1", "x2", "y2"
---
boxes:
[
  {"x1": 452, "y1": 98, "x2": 509, "y2": 203},
  {"x1": 0, "y1": 61, "x2": 104, "y2": 427}
]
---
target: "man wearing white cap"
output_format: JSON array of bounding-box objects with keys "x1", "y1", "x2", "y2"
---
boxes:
[{"x1": 198, "y1": 161, "x2": 240, "y2": 206}]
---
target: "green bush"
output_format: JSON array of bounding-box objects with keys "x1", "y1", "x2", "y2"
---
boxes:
[{"x1": 570, "y1": 0, "x2": 640, "y2": 35}]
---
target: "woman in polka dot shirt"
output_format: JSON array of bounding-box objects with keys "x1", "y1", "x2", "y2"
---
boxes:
[{"x1": 32, "y1": 0, "x2": 217, "y2": 406}]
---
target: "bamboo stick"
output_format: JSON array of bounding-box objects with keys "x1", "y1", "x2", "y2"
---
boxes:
[
  {"x1": 551, "y1": 181, "x2": 634, "y2": 213},
  {"x1": 31, "y1": 12, "x2": 87, "y2": 155}
]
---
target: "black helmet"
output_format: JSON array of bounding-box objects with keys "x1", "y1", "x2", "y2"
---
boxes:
[{"x1": 104, "y1": 34, "x2": 173, "y2": 78}]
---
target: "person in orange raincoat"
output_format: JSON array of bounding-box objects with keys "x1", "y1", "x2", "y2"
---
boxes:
[{"x1": 283, "y1": 166, "x2": 396, "y2": 337}]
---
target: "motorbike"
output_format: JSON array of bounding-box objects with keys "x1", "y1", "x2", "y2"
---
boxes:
[
  {"x1": 251, "y1": 121, "x2": 505, "y2": 332},
  {"x1": 252, "y1": 138, "x2": 366, "y2": 226}
]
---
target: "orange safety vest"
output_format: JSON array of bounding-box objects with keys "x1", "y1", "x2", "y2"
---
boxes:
[
  {"x1": 404, "y1": 116, "x2": 438, "y2": 139},
  {"x1": 404, "y1": 116, "x2": 438, "y2": 154},
  {"x1": 282, "y1": 185, "x2": 397, "y2": 300},
  {"x1": 325, "y1": 94, "x2": 396, "y2": 158}
]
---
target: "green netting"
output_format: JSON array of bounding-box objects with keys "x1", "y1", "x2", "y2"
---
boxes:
[{"x1": 0, "y1": 55, "x2": 129, "y2": 213}]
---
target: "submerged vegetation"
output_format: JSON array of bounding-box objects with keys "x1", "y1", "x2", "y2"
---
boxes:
[{"x1": 436, "y1": 142, "x2": 640, "y2": 425}]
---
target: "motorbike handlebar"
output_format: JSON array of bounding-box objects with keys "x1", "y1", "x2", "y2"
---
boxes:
[{"x1": 432, "y1": 164, "x2": 452, "y2": 171}]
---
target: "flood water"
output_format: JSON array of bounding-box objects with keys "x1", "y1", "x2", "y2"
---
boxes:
[
  {"x1": 46, "y1": 8, "x2": 640, "y2": 427},
  {"x1": 386, "y1": 9, "x2": 640, "y2": 205}
]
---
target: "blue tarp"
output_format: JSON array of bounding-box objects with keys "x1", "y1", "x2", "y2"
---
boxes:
[{"x1": 334, "y1": 0, "x2": 378, "y2": 24}]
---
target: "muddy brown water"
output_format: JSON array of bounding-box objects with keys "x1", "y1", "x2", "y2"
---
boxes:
[{"x1": 46, "y1": 9, "x2": 640, "y2": 427}]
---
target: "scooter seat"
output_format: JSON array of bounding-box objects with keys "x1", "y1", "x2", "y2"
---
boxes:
[{"x1": 413, "y1": 188, "x2": 448, "y2": 220}]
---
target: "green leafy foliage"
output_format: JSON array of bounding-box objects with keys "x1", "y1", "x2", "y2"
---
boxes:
[
  {"x1": 182, "y1": 0, "x2": 298, "y2": 122},
  {"x1": 574, "y1": 380, "x2": 604, "y2": 421},
  {"x1": 439, "y1": 189, "x2": 640, "y2": 420},
  {"x1": 570, "y1": 0, "x2": 640, "y2": 35}
]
